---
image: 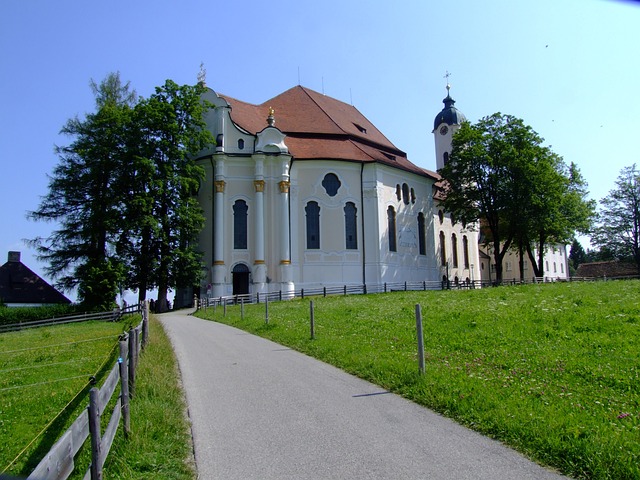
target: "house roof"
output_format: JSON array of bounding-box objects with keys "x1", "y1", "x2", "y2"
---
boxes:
[
  {"x1": 575, "y1": 261, "x2": 639, "y2": 278},
  {"x1": 0, "y1": 255, "x2": 71, "y2": 305},
  {"x1": 219, "y1": 86, "x2": 437, "y2": 180}
]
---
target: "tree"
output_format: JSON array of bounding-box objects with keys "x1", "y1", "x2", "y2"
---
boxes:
[
  {"x1": 569, "y1": 238, "x2": 586, "y2": 274},
  {"x1": 522, "y1": 157, "x2": 595, "y2": 278},
  {"x1": 590, "y1": 164, "x2": 640, "y2": 273},
  {"x1": 120, "y1": 80, "x2": 213, "y2": 311},
  {"x1": 440, "y1": 113, "x2": 594, "y2": 283},
  {"x1": 28, "y1": 72, "x2": 136, "y2": 310},
  {"x1": 439, "y1": 113, "x2": 544, "y2": 283}
]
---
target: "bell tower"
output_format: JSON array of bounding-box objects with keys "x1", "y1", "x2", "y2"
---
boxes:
[{"x1": 433, "y1": 74, "x2": 466, "y2": 171}]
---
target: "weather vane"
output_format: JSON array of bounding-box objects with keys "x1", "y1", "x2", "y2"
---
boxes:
[
  {"x1": 444, "y1": 70, "x2": 451, "y2": 92},
  {"x1": 197, "y1": 62, "x2": 207, "y2": 86}
]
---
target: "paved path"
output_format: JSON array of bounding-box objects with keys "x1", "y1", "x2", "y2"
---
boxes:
[{"x1": 159, "y1": 309, "x2": 567, "y2": 480}]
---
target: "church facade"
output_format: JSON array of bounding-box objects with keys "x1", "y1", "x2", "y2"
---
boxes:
[
  {"x1": 190, "y1": 85, "x2": 481, "y2": 299},
  {"x1": 188, "y1": 83, "x2": 564, "y2": 301}
]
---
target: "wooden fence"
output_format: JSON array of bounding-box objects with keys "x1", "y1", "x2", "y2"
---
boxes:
[
  {"x1": 0, "y1": 303, "x2": 142, "y2": 334},
  {"x1": 25, "y1": 303, "x2": 149, "y2": 480},
  {"x1": 197, "y1": 275, "x2": 640, "y2": 310}
]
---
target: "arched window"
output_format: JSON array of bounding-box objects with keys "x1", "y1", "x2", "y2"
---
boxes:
[
  {"x1": 305, "y1": 201, "x2": 320, "y2": 249},
  {"x1": 402, "y1": 183, "x2": 410, "y2": 205},
  {"x1": 237, "y1": 138, "x2": 245, "y2": 150},
  {"x1": 439, "y1": 231, "x2": 446, "y2": 266},
  {"x1": 396, "y1": 184, "x2": 401, "y2": 201},
  {"x1": 463, "y1": 235, "x2": 470, "y2": 268},
  {"x1": 388, "y1": 206, "x2": 397, "y2": 252},
  {"x1": 344, "y1": 202, "x2": 358, "y2": 250},
  {"x1": 233, "y1": 200, "x2": 248, "y2": 249},
  {"x1": 322, "y1": 173, "x2": 341, "y2": 197},
  {"x1": 438, "y1": 210, "x2": 444, "y2": 224},
  {"x1": 410, "y1": 188, "x2": 416, "y2": 204},
  {"x1": 417, "y1": 213, "x2": 426, "y2": 255},
  {"x1": 443, "y1": 151, "x2": 449, "y2": 165},
  {"x1": 451, "y1": 233, "x2": 459, "y2": 268}
]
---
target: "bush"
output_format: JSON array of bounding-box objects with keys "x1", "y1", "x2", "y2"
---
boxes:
[{"x1": 0, "y1": 304, "x2": 80, "y2": 326}]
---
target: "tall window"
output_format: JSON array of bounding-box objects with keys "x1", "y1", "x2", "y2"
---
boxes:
[
  {"x1": 387, "y1": 206, "x2": 397, "y2": 252},
  {"x1": 443, "y1": 151, "x2": 449, "y2": 165},
  {"x1": 439, "y1": 231, "x2": 446, "y2": 266},
  {"x1": 417, "y1": 213, "x2": 426, "y2": 255},
  {"x1": 463, "y1": 235, "x2": 470, "y2": 268},
  {"x1": 344, "y1": 202, "x2": 358, "y2": 249},
  {"x1": 233, "y1": 200, "x2": 248, "y2": 249},
  {"x1": 451, "y1": 233, "x2": 459, "y2": 268},
  {"x1": 305, "y1": 201, "x2": 320, "y2": 249},
  {"x1": 402, "y1": 183, "x2": 410, "y2": 205}
]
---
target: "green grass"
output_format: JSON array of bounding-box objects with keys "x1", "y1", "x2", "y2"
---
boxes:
[
  {"x1": 0, "y1": 317, "x2": 137, "y2": 476},
  {"x1": 195, "y1": 281, "x2": 640, "y2": 480},
  {"x1": 102, "y1": 315, "x2": 196, "y2": 479},
  {"x1": 1, "y1": 314, "x2": 195, "y2": 480}
]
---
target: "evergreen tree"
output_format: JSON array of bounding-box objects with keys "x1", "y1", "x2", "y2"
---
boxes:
[
  {"x1": 28, "y1": 73, "x2": 136, "y2": 310},
  {"x1": 569, "y1": 238, "x2": 587, "y2": 272}
]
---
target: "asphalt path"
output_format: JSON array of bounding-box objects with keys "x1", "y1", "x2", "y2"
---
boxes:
[{"x1": 159, "y1": 309, "x2": 568, "y2": 480}]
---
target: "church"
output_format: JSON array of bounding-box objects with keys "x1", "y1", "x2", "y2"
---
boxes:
[{"x1": 188, "y1": 82, "x2": 566, "y2": 300}]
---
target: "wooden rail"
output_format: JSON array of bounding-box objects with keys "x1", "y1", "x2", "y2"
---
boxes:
[
  {"x1": 0, "y1": 303, "x2": 142, "y2": 333},
  {"x1": 25, "y1": 302, "x2": 149, "y2": 480}
]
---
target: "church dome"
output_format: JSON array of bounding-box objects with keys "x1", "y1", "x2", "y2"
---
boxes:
[{"x1": 433, "y1": 91, "x2": 466, "y2": 130}]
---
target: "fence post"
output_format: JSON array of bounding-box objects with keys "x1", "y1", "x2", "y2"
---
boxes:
[
  {"x1": 301, "y1": 289, "x2": 304, "y2": 299},
  {"x1": 265, "y1": 294, "x2": 269, "y2": 324},
  {"x1": 142, "y1": 301, "x2": 149, "y2": 348},
  {"x1": 384, "y1": 283, "x2": 387, "y2": 293},
  {"x1": 323, "y1": 287, "x2": 326, "y2": 297},
  {"x1": 364, "y1": 284, "x2": 367, "y2": 295},
  {"x1": 88, "y1": 387, "x2": 102, "y2": 480},
  {"x1": 415, "y1": 304, "x2": 425, "y2": 375},
  {"x1": 310, "y1": 300, "x2": 315, "y2": 340},
  {"x1": 241, "y1": 298, "x2": 245, "y2": 320},
  {"x1": 344, "y1": 285, "x2": 347, "y2": 296},
  {"x1": 118, "y1": 339, "x2": 131, "y2": 438},
  {"x1": 279, "y1": 290, "x2": 282, "y2": 301},
  {"x1": 223, "y1": 301, "x2": 227, "y2": 317},
  {"x1": 128, "y1": 328, "x2": 137, "y2": 399}
]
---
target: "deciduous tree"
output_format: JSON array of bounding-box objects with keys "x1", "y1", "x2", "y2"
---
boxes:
[{"x1": 591, "y1": 164, "x2": 640, "y2": 273}]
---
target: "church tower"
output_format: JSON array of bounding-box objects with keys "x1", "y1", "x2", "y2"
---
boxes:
[{"x1": 433, "y1": 82, "x2": 466, "y2": 171}]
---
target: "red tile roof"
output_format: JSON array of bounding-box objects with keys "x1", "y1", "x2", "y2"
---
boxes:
[{"x1": 219, "y1": 86, "x2": 437, "y2": 179}]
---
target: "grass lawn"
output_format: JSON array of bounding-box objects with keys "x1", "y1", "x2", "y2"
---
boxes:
[
  {"x1": 195, "y1": 280, "x2": 640, "y2": 480},
  {"x1": 0, "y1": 318, "x2": 137, "y2": 476},
  {"x1": 1, "y1": 314, "x2": 196, "y2": 480}
]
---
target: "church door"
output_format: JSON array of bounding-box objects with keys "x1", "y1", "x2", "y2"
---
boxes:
[{"x1": 232, "y1": 263, "x2": 250, "y2": 295}]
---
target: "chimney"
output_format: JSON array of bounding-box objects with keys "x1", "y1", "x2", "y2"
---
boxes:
[{"x1": 8, "y1": 251, "x2": 21, "y2": 262}]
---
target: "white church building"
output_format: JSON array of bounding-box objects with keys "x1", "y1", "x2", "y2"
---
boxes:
[{"x1": 189, "y1": 83, "x2": 565, "y2": 300}]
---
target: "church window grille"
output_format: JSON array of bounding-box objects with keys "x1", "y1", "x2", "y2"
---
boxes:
[
  {"x1": 344, "y1": 202, "x2": 358, "y2": 250},
  {"x1": 451, "y1": 234, "x2": 459, "y2": 268},
  {"x1": 305, "y1": 201, "x2": 321, "y2": 249},
  {"x1": 443, "y1": 152, "x2": 449, "y2": 165},
  {"x1": 439, "y1": 231, "x2": 446, "y2": 266},
  {"x1": 463, "y1": 235, "x2": 470, "y2": 268},
  {"x1": 418, "y1": 213, "x2": 426, "y2": 255},
  {"x1": 388, "y1": 206, "x2": 397, "y2": 252},
  {"x1": 233, "y1": 200, "x2": 248, "y2": 249},
  {"x1": 322, "y1": 173, "x2": 341, "y2": 197}
]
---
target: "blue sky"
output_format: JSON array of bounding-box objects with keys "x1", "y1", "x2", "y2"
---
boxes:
[{"x1": 1, "y1": 0, "x2": 639, "y2": 297}]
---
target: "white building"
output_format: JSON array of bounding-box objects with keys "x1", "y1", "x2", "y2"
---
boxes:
[
  {"x1": 187, "y1": 83, "x2": 563, "y2": 302},
  {"x1": 188, "y1": 84, "x2": 481, "y2": 299}
]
